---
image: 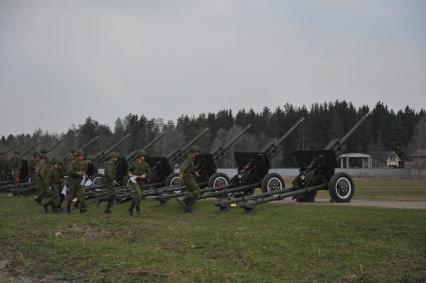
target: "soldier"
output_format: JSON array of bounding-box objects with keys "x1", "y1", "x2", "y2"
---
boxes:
[
  {"x1": 127, "y1": 150, "x2": 150, "y2": 216},
  {"x1": 10, "y1": 150, "x2": 21, "y2": 183},
  {"x1": 42, "y1": 159, "x2": 63, "y2": 213},
  {"x1": 29, "y1": 151, "x2": 41, "y2": 202},
  {"x1": 65, "y1": 150, "x2": 87, "y2": 214},
  {"x1": 103, "y1": 152, "x2": 119, "y2": 214},
  {"x1": 63, "y1": 149, "x2": 76, "y2": 173},
  {"x1": 35, "y1": 151, "x2": 49, "y2": 204},
  {"x1": 0, "y1": 152, "x2": 6, "y2": 180},
  {"x1": 177, "y1": 145, "x2": 201, "y2": 213}
]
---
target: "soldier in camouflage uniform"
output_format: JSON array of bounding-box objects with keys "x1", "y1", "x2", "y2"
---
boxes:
[
  {"x1": 29, "y1": 151, "x2": 41, "y2": 202},
  {"x1": 178, "y1": 145, "x2": 201, "y2": 213},
  {"x1": 103, "y1": 152, "x2": 119, "y2": 214},
  {"x1": 42, "y1": 159, "x2": 63, "y2": 213},
  {"x1": 65, "y1": 150, "x2": 87, "y2": 214},
  {"x1": 127, "y1": 150, "x2": 150, "y2": 216},
  {"x1": 35, "y1": 151, "x2": 49, "y2": 204},
  {"x1": 10, "y1": 150, "x2": 21, "y2": 183}
]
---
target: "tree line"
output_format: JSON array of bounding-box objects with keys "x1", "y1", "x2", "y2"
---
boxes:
[{"x1": 1, "y1": 101, "x2": 425, "y2": 167}]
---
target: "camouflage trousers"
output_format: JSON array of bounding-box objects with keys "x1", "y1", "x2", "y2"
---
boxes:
[
  {"x1": 65, "y1": 178, "x2": 85, "y2": 208},
  {"x1": 34, "y1": 175, "x2": 46, "y2": 200},
  {"x1": 104, "y1": 180, "x2": 116, "y2": 210},
  {"x1": 183, "y1": 175, "x2": 200, "y2": 205},
  {"x1": 42, "y1": 184, "x2": 60, "y2": 208},
  {"x1": 130, "y1": 182, "x2": 142, "y2": 209}
]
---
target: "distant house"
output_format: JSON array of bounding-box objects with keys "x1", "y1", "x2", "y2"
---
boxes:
[
  {"x1": 338, "y1": 153, "x2": 372, "y2": 168},
  {"x1": 371, "y1": 151, "x2": 402, "y2": 168}
]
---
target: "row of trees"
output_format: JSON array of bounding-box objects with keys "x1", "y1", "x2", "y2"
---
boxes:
[{"x1": 1, "y1": 101, "x2": 424, "y2": 167}]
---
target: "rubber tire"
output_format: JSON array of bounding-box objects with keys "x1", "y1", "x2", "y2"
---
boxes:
[
  {"x1": 165, "y1": 173, "x2": 183, "y2": 187},
  {"x1": 208, "y1": 172, "x2": 230, "y2": 189},
  {"x1": 328, "y1": 172, "x2": 355, "y2": 203},
  {"x1": 261, "y1": 173, "x2": 285, "y2": 193},
  {"x1": 93, "y1": 175, "x2": 104, "y2": 185}
]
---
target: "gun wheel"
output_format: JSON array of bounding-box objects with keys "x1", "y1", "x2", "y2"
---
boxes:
[
  {"x1": 93, "y1": 176, "x2": 103, "y2": 185},
  {"x1": 328, "y1": 172, "x2": 355, "y2": 203},
  {"x1": 261, "y1": 173, "x2": 285, "y2": 193},
  {"x1": 208, "y1": 172, "x2": 230, "y2": 189},
  {"x1": 165, "y1": 173, "x2": 183, "y2": 187}
]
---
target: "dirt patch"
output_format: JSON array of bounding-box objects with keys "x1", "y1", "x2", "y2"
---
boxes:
[
  {"x1": 0, "y1": 260, "x2": 64, "y2": 283},
  {"x1": 54, "y1": 223, "x2": 120, "y2": 241}
]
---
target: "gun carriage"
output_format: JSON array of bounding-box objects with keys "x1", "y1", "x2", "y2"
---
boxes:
[
  {"x1": 154, "y1": 119, "x2": 304, "y2": 204},
  {"x1": 215, "y1": 113, "x2": 369, "y2": 212}
]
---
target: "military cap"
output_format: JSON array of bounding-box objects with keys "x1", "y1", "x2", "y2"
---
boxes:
[
  {"x1": 49, "y1": 158, "x2": 58, "y2": 165},
  {"x1": 137, "y1": 150, "x2": 147, "y2": 157},
  {"x1": 85, "y1": 154, "x2": 94, "y2": 161},
  {"x1": 13, "y1": 150, "x2": 20, "y2": 154},
  {"x1": 33, "y1": 151, "x2": 40, "y2": 157},
  {"x1": 191, "y1": 145, "x2": 201, "y2": 153},
  {"x1": 40, "y1": 149, "x2": 48, "y2": 155},
  {"x1": 70, "y1": 148, "x2": 77, "y2": 153},
  {"x1": 109, "y1": 152, "x2": 119, "y2": 158}
]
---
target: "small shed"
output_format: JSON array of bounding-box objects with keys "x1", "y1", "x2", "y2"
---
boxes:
[
  {"x1": 371, "y1": 151, "x2": 401, "y2": 168},
  {"x1": 338, "y1": 153, "x2": 372, "y2": 169}
]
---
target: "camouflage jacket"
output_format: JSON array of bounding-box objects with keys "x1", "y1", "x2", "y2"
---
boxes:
[
  {"x1": 128, "y1": 159, "x2": 150, "y2": 176},
  {"x1": 180, "y1": 154, "x2": 195, "y2": 177},
  {"x1": 45, "y1": 166, "x2": 62, "y2": 186},
  {"x1": 104, "y1": 159, "x2": 116, "y2": 182}
]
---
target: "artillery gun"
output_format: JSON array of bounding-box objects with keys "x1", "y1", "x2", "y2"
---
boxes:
[
  {"x1": 138, "y1": 128, "x2": 210, "y2": 188},
  {"x1": 119, "y1": 125, "x2": 252, "y2": 204},
  {"x1": 82, "y1": 134, "x2": 131, "y2": 186},
  {"x1": 218, "y1": 113, "x2": 369, "y2": 212},
  {"x1": 154, "y1": 119, "x2": 304, "y2": 204},
  {"x1": 86, "y1": 133, "x2": 167, "y2": 200},
  {"x1": 93, "y1": 128, "x2": 211, "y2": 203}
]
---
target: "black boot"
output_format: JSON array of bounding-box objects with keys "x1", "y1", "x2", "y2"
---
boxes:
[
  {"x1": 74, "y1": 200, "x2": 80, "y2": 208},
  {"x1": 53, "y1": 206, "x2": 61, "y2": 214},
  {"x1": 104, "y1": 207, "x2": 112, "y2": 214},
  {"x1": 66, "y1": 203, "x2": 71, "y2": 214},
  {"x1": 35, "y1": 197, "x2": 42, "y2": 205},
  {"x1": 79, "y1": 202, "x2": 87, "y2": 214},
  {"x1": 43, "y1": 203, "x2": 49, "y2": 213},
  {"x1": 128, "y1": 207, "x2": 134, "y2": 216},
  {"x1": 184, "y1": 199, "x2": 193, "y2": 213}
]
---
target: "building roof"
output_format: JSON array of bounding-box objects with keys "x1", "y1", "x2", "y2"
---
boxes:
[
  {"x1": 339, "y1": 153, "x2": 371, "y2": 158},
  {"x1": 411, "y1": 149, "x2": 426, "y2": 158},
  {"x1": 370, "y1": 150, "x2": 401, "y2": 161}
]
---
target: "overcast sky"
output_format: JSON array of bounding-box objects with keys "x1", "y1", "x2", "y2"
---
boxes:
[{"x1": 1, "y1": 0, "x2": 425, "y2": 136}]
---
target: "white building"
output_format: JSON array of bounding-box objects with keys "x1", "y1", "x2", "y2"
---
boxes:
[{"x1": 338, "y1": 153, "x2": 373, "y2": 169}]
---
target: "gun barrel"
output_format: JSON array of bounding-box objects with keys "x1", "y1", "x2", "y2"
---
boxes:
[
  {"x1": 211, "y1": 124, "x2": 252, "y2": 160},
  {"x1": 166, "y1": 128, "x2": 210, "y2": 161},
  {"x1": 126, "y1": 132, "x2": 166, "y2": 161},
  {"x1": 79, "y1": 136, "x2": 100, "y2": 151},
  {"x1": 324, "y1": 113, "x2": 369, "y2": 150},
  {"x1": 46, "y1": 139, "x2": 65, "y2": 154},
  {"x1": 19, "y1": 141, "x2": 44, "y2": 158},
  {"x1": 3, "y1": 143, "x2": 20, "y2": 154},
  {"x1": 94, "y1": 133, "x2": 132, "y2": 162},
  {"x1": 261, "y1": 117, "x2": 305, "y2": 153}
]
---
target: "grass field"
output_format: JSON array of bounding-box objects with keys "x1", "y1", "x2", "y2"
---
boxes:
[
  {"x1": 284, "y1": 177, "x2": 426, "y2": 201},
  {"x1": 1, "y1": 178, "x2": 426, "y2": 282}
]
